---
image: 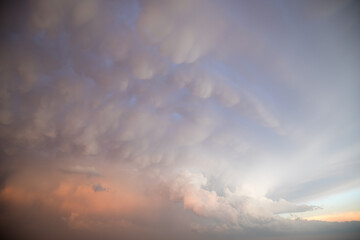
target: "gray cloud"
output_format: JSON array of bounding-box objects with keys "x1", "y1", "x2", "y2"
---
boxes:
[{"x1": 92, "y1": 183, "x2": 107, "y2": 192}]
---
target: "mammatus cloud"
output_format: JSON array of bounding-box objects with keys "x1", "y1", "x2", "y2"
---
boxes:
[
  {"x1": 0, "y1": 0, "x2": 359, "y2": 239},
  {"x1": 137, "y1": 0, "x2": 226, "y2": 64}
]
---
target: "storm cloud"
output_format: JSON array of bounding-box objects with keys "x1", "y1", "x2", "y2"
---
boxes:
[{"x1": 0, "y1": 0, "x2": 360, "y2": 239}]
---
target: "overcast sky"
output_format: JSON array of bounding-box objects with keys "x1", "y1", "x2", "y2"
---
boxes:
[{"x1": 0, "y1": 0, "x2": 360, "y2": 239}]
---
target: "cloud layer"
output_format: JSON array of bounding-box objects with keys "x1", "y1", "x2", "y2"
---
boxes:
[{"x1": 0, "y1": 0, "x2": 359, "y2": 239}]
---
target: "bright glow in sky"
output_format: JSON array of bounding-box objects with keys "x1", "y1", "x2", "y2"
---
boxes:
[{"x1": 0, "y1": 0, "x2": 359, "y2": 239}]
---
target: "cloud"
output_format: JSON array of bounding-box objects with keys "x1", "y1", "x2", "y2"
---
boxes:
[
  {"x1": 72, "y1": 0, "x2": 99, "y2": 26},
  {"x1": 168, "y1": 170, "x2": 318, "y2": 230},
  {"x1": 137, "y1": 0, "x2": 226, "y2": 64},
  {"x1": 60, "y1": 166, "x2": 101, "y2": 177},
  {"x1": 92, "y1": 184, "x2": 107, "y2": 192},
  {"x1": 0, "y1": 0, "x2": 359, "y2": 239},
  {"x1": 0, "y1": 170, "x2": 13, "y2": 191}
]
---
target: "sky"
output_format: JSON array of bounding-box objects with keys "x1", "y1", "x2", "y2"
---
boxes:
[{"x1": 0, "y1": 0, "x2": 359, "y2": 239}]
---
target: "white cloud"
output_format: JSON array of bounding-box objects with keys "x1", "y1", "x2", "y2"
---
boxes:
[{"x1": 168, "y1": 170, "x2": 317, "y2": 230}]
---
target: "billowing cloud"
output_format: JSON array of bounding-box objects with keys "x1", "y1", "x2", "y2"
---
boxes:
[
  {"x1": 137, "y1": 0, "x2": 226, "y2": 64},
  {"x1": 168, "y1": 170, "x2": 319, "y2": 230}
]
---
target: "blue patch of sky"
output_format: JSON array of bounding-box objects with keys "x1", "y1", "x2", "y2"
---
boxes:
[{"x1": 308, "y1": 187, "x2": 360, "y2": 212}]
